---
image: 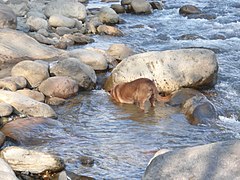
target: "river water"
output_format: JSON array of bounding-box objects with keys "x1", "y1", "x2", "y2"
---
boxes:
[{"x1": 25, "y1": 0, "x2": 240, "y2": 179}]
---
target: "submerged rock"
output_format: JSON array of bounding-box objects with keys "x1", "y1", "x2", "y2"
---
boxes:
[
  {"x1": 143, "y1": 140, "x2": 240, "y2": 180},
  {"x1": 1, "y1": 146, "x2": 65, "y2": 174},
  {"x1": 104, "y1": 48, "x2": 218, "y2": 93}
]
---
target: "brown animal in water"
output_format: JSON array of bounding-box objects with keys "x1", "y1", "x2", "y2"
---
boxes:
[{"x1": 108, "y1": 78, "x2": 171, "y2": 110}]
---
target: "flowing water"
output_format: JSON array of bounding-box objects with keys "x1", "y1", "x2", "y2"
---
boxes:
[{"x1": 21, "y1": 0, "x2": 240, "y2": 179}]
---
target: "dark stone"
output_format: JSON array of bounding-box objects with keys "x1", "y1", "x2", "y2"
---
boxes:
[
  {"x1": 179, "y1": 5, "x2": 201, "y2": 16},
  {"x1": 150, "y1": 1, "x2": 163, "y2": 10},
  {"x1": 177, "y1": 34, "x2": 205, "y2": 40},
  {"x1": 168, "y1": 88, "x2": 202, "y2": 107},
  {"x1": 79, "y1": 156, "x2": 95, "y2": 167}
]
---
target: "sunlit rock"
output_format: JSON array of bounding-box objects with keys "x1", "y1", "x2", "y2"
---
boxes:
[
  {"x1": 1, "y1": 146, "x2": 64, "y2": 174},
  {"x1": 0, "y1": 90, "x2": 57, "y2": 118},
  {"x1": 143, "y1": 140, "x2": 240, "y2": 180},
  {"x1": 68, "y1": 49, "x2": 108, "y2": 70},
  {"x1": 104, "y1": 49, "x2": 218, "y2": 92},
  {"x1": 0, "y1": 29, "x2": 63, "y2": 66},
  {"x1": 49, "y1": 14, "x2": 76, "y2": 28}
]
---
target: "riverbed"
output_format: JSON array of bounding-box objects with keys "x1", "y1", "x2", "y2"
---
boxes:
[{"x1": 24, "y1": 0, "x2": 240, "y2": 179}]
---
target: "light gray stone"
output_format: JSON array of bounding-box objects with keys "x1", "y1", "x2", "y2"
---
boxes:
[
  {"x1": 0, "y1": 158, "x2": 18, "y2": 180},
  {"x1": 49, "y1": 14, "x2": 76, "y2": 28},
  {"x1": 11, "y1": 60, "x2": 50, "y2": 88},
  {"x1": 0, "y1": 29, "x2": 63, "y2": 66},
  {"x1": 0, "y1": 4, "x2": 17, "y2": 29},
  {"x1": 44, "y1": 0, "x2": 87, "y2": 20},
  {"x1": 131, "y1": 0, "x2": 152, "y2": 14},
  {"x1": 68, "y1": 49, "x2": 108, "y2": 70},
  {"x1": 143, "y1": 140, "x2": 240, "y2": 180},
  {"x1": 0, "y1": 90, "x2": 57, "y2": 118},
  {"x1": 1, "y1": 146, "x2": 64, "y2": 174},
  {"x1": 106, "y1": 43, "x2": 135, "y2": 60},
  {"x1": 26, "y1": 16, "x2": 48, "y2": 31}
]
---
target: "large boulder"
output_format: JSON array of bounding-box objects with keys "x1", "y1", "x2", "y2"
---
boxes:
[
  {"x1": 0, "y1": 76, "x2": 27, "y2": 91},
  {"x1": 0, "y1": 90, "x2": 57, "y2": 118},
  {"x1": 104, "y1": 48, "x2": 218, "y2": 92},
  {"x1": 0, "y1": 158, "x2": 18, "y2": 180},
  {"x1": 1, "y1": 146, "x2": 64, "y2": 174},
  {"x1": 143, "y1": 140, "x2": 240, "y2": 180},
  {"x1": 11, "y1": 60, "x2": 50, "y2": 88},
  {"x1": 68, "y1": 49, "x2": 108, "y2": 70},
  {"x1": 0, "y1": 4, "x2": 17, "y2": 29},
  {"x1": 38, "y1": 76, "x2": 79, "y2": 99},
  {"x1": 0, "y1": 29, "x2": 63, "y2": 66},
  {"x1": 44, "y1": 0, "x2": 87, "y2": 20},
  {"x1": 49, "y1": 58, "x2": 97, "y2": 90}
]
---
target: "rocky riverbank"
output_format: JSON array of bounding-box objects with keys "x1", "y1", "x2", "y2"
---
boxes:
[{"x1": 0, "y1": 0, "x2": 239, "y2": 179}]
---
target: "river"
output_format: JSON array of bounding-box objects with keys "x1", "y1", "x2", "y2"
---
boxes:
[{"x1": 25, "y1": 0, "x2": 240, "y2": 179}]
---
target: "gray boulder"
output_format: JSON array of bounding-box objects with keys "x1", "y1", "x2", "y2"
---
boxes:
[
  {"x1": 104, "y1": 49, "x2": 218, "y2": 92},
  {"x1": 143, "y1": 140, "x2": 240, "y2": 180},
  {"x1": 68, "y1": 49, "x2": 108, "y2": 70},
  {"x1": 16, "y1": 89, "x2": 45, "y2": 102},
  {"x1": 0, "y1": 4, "x2": 17, "y2": 29},
  {"x1": 26, "y1": 16, "x2": 48, "y2": 31}
]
